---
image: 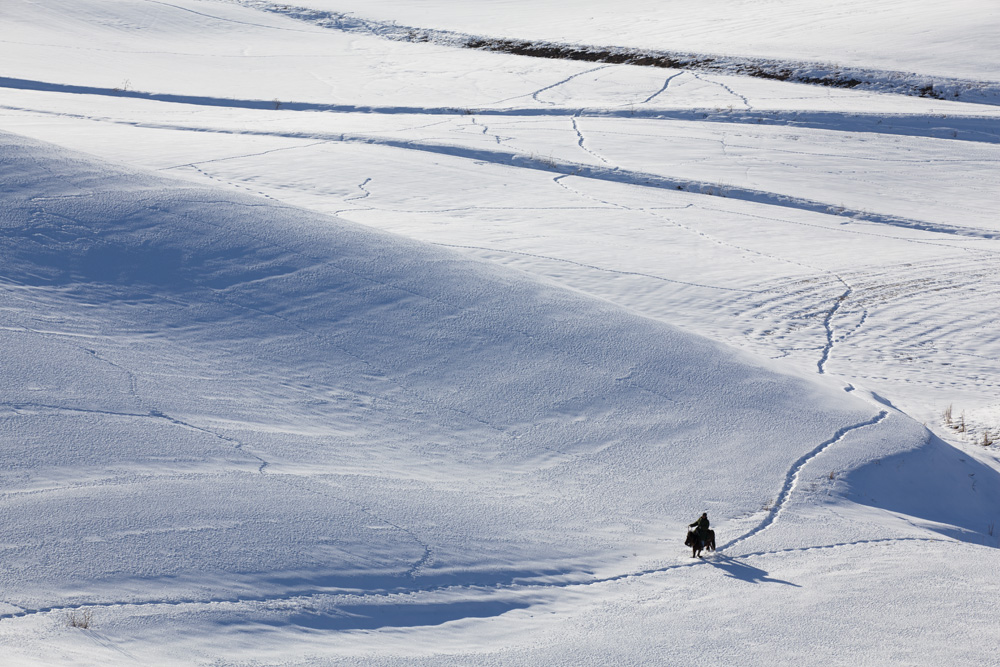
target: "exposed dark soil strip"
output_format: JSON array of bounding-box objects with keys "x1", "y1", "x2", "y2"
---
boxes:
[{"x1": 237, "y1": 0, "x2": 1000, "y2": 106}]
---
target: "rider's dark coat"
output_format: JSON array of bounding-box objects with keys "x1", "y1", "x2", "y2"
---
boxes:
[{"x1": 689, "y1": 514, "x2": 710, "y2": 540}]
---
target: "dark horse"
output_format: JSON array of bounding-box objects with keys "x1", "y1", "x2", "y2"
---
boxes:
[{"x1": 685, "y1": 528, "x2": 716, "y2": 558}]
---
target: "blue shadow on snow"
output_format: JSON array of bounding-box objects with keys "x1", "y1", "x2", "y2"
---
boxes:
[
  {"x1": 845, "y1": 432, "x2": 1000, "y2": 548},
  {"x1": 274, "y1": 599, "x2": 533, "y2": 631},
  {"x1": 705, "y1": 555, "x2": 800, "y2": 587}
]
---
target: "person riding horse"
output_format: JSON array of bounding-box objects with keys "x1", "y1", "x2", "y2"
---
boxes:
[{"x1": 687, "y1": 512, "x2": 715, "y2": 558}]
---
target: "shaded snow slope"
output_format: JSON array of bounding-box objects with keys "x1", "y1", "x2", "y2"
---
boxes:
[{"x1": 0, "y1": 130, "x2": 911, "y2": 608}]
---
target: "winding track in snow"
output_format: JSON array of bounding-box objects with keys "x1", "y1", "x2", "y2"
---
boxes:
[
  {"x1": 817, "y1": 282, "x2": 853, "y2": 374},
  {"x1": 640, "y1": 72, "x2": 685, "y2": 105},
  {"x1": 271, "y1": 475, "x2": 435, "y2": 580},
  {"x1": 0, "y1": 537, "x2": 949, "y2": 627},
  {"x1": 0, "y1": 401, "x2": 270, "y2": 474},
  {"x1": 691, "y1": 72, "x2": 752, "y2": 110},
  {"x1": 345, "y1": 176, "x2": 373, "y2": 201},
  {"x1": 529, "y1": 65, "x2": 610, "y2": 105},
  {"x1": 0, "y1": 408, "x2": 896, "y2": 627},
  {"x1": 571, "y1": 116, "x2": 611, "y2": 165},
  {"x1": 719, "y1": 410, "x2": 889, "y2": 552}
]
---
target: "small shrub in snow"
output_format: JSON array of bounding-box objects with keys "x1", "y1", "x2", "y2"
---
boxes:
[
  {"x1": 945, "y1": 408, "x2": 966, "y2": 433},
  {"x1": 66, "y1": 610, "x2": 92, "y2": 629}
]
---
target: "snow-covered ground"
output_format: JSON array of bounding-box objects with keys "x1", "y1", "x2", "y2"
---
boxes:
[{"x1": 1, "y1": 0, "x2": 999, "y2": 664}]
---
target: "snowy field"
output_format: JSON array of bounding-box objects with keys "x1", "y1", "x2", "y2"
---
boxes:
[{"x1": 1, "y1": 0, "x2": 999, "y2": 664}]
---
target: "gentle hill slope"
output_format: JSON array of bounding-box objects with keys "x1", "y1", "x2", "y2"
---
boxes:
[{"x1": 0, "y1": 130, "x2": 924, "y2": 613}]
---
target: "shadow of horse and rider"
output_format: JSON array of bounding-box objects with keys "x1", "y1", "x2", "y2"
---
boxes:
[{"x1": 684, "y1": 512, "x2": 799, "y2": 586}]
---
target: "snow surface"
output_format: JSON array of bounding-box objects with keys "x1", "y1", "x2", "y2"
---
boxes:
[{"x1": 1, "y1": 0, "x2": 1000, "y2": 664}]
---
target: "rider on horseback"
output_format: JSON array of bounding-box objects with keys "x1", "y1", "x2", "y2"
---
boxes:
[{"x1": 688, "y1": 512, "x2": 715, "y2": 558}]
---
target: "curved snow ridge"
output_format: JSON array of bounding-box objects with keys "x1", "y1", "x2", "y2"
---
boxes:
[
  {"x1": 720, "y1": 410, "x2": 889, "y2": 552},
  {"x1": 233, "y1": 0, "x2": 1000, "y2": 106}
]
